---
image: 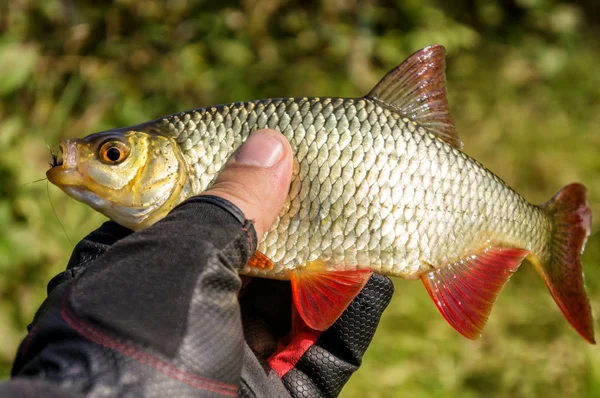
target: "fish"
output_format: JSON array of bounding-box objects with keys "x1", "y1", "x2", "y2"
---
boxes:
[{"x1": 46, "y1": 45, "x2": 595, "y2": 343}]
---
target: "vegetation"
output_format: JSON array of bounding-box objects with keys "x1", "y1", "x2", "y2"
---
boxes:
[{"x1": 1, "y1": 0, "x2": 599, "y2": 396}]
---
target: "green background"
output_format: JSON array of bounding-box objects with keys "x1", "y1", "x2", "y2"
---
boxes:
[{"x1": 1, "y1": 0, "x2": 599, "y2": 396}]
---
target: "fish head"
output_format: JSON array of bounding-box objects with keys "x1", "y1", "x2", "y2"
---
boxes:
[{"x1": 47, "y1": 130, "x2": 190, "y2": 230}]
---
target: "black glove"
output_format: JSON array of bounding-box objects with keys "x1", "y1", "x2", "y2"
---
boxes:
[{"x1": 6, "y1": 196, "x2": 393, "y2": 397}]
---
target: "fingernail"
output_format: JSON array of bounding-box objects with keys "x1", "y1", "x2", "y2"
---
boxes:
[{"x1": 235, "y1": 131, "x2": 284, "y2": 168}]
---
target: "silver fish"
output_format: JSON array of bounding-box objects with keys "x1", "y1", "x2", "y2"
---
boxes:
[{"x1": 47, "y1": 45, "x2": 594, "y2": 343}]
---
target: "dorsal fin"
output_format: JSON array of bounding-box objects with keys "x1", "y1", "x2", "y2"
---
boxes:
[{"x1": 366, "y1": 45, "x2": 462, "y2": 149}]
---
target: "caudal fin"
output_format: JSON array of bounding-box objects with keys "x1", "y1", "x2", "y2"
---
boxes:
[{"x1": 536, "y1": 183, "x2": 595, "y2": 343}]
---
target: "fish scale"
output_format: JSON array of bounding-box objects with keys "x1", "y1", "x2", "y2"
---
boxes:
[
  {"x1": 153, "y1": 96, "x2": 549, "y2": 279},
  {"x1": 47, "y1": 45, "x2": 594, "y2": 342}
]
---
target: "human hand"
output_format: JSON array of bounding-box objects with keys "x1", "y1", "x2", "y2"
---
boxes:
[{"x1": 8, "y1": 129, "x2": 392, "y2": 398}]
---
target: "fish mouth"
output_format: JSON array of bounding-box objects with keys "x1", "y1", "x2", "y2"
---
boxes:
[
  {"x1": 46, "y1": 166, "x2": 88, "y2": 188},
  {"x1": 46, "y1": 142, "x2": 87, "y2": 187}
]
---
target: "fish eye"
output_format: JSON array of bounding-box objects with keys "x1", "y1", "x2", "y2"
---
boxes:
[{"x1": 99, "y1": 140, "x2": 130, "y2": 164}]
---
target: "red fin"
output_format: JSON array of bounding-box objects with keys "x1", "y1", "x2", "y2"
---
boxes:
[
  {"x1": 421, "y1": 247, "x2": 529, "y2": 339},
  {"x1": 246, "y1": 251, "x2": 274, "y2": 271},
  {"x1": 366, "y1": 45, "x2": 462, "y2": 149},
  {"x1": 267, "y1": 303, "x2": 321, "y2": 378},
  {"x1": 290, "y1": 260, "x2": 372, "y2": 331},
  {"x1": 538, "y1": 183, "x2": 595, "y2": 344}
]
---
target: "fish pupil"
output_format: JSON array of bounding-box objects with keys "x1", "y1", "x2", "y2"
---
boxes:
[{"x1": 106, "y1": 147, "x2": 121, "y2": 161}]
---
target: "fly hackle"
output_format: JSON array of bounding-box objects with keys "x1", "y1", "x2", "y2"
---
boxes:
[{"x1": 49, "y1": 147, "x2": 63, "y2": 168}]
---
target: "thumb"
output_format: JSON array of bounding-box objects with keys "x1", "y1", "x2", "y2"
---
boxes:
[{"x1": 202, "y1": 129, "x2": 294, "y2": 241}]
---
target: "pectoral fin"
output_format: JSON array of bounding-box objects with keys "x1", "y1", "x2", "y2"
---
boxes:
[
  {"x1": 290, "y1": 260, "x2": 372, "y2": 331},
  {"x1": 246, "y1": 250, "x2": 274, "y2": 271},
  {"x1": 421, "y1": 247, "x2": 529, "y2": 339}
]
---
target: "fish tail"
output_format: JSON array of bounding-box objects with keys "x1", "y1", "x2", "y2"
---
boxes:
[{"x1": 533, "y1": 183, "x2": 595, "y2": 343}]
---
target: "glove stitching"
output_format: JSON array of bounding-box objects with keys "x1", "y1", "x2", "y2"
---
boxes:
[
  {"x1": 241, "y1": 227, "x2": 252, "y2": 248},
  {"x1": 60, "y1": 286, "x2": 239, "y2": 396}
]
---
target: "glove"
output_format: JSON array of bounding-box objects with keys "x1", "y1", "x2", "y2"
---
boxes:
[
  {"x1": 9, "y1": 211, "x2": 392, "y2": 398},
  {"x1": 10, "y1": 198, "x2": 256, "y2": 397},
  {"x1": 5, "y1": 130, "x2": 393, "y2": 397}
]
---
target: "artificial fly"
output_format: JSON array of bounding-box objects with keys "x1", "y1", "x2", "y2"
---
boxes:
[
  {"x1": 50, "y1": 149, "x2": 63, "y2": 168},
  {"x1": 46, "y1": 147, "x2": 71, "y2": 244},
  {"x1": 41, "y1": 139, "x2": 70, "y2": 244}
]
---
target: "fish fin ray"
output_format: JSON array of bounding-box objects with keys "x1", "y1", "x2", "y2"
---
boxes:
[
  {"x1": 536, "y1": 183, "x2": 595, "y2": 343},
  {"x1": 246, "y1": 250, "x2": 274, "y2": 271},
  {"x1": 421, "y1": 247, "x2": 529, "y2": 339},
  {"x1": 290, "y1": 260, "x2": 372, "y2": 331},
  {"x1": 365, "y1": 45, "x2": 462, "y2": 149}
]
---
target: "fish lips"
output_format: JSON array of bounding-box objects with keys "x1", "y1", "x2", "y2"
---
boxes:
[
  {"x1": 46, "y1": 166, "x2": 110, "y2": 212},
  {"x1": 46, "y1": 166, "x2": 87, "y2": 188}
]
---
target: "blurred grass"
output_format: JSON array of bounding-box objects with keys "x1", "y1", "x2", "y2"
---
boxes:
[{"x1": 1, "y1": 0, "x2": 599, "y2": 396}]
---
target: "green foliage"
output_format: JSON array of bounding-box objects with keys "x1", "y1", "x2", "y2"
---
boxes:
[{"x1": 1, "y1": 0, "x2": 599, "y2": 396}]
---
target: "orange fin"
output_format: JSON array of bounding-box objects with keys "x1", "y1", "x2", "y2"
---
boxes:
[
  {"x1": 421, "y1": 247, "x2": 529, "y2": 339},
  {"x1": 537, "y1": 183, "x2": 595, "y2": 344},
  {"x1": 365, "y1": 45, "x2": 462, "y2": 149},
  {"x1": 290, "y1": 260, "x2": 372, "y2": 331},
  {"x1": 246, "y1": 251, "x2": 274, "y2": 271}
]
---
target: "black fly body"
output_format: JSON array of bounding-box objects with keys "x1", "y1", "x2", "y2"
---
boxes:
[{"x1": 50, "y1": 150, "x2": 63, "y2": 168}]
